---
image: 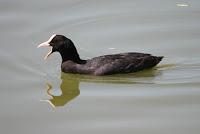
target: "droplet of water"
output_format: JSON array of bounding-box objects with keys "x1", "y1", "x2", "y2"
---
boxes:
[{"x1": 176, "y1": 3, "x2": 189, "y2": 7}]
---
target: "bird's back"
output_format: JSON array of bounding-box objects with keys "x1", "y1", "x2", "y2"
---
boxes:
[{"x1": 84, "y1": 52, "x2": 163, "y2": 75}]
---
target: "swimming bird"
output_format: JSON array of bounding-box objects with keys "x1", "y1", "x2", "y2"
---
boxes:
[{"x1": 37, "y1": 34, "x2": 163, "y2": 75}]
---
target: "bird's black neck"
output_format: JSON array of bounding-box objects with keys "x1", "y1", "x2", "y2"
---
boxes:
[{"x1": 59, "y1": 45, "x2": 86, "y2": 64}]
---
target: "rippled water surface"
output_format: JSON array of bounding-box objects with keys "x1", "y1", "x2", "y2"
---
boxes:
[{"x1": 1, "y1": 0, "x2": 200, "y2": 134}]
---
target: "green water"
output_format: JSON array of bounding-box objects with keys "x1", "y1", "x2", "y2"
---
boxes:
[{"x1": 1, "y1": 0, "x2": 200, "y2": 134}]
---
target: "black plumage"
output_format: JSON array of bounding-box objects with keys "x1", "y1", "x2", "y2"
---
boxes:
[{"x1": 38, "y1": 35, "x2": 163, "y2": 76}]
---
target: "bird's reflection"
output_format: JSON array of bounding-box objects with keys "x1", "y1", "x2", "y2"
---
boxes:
[
  {"x1": 42, "y1": 73, "x2": 81, "y2": 107},
  {"x1": 42, "y1": 67, "x2": 165, "y2": 108}
]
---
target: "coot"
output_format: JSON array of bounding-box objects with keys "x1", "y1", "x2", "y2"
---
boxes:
[{"x1": 38, "y1": 34, "x2": 163, "y2": 75}]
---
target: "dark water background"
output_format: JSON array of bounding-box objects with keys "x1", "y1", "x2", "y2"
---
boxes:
[{"x1": 1, "y1": 0, "x2": 200, "y2": 134}]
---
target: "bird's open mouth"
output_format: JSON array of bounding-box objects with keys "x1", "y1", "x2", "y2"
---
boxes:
[{"x1": 37, "y1": 34, "x2": 56, "y2": 60}]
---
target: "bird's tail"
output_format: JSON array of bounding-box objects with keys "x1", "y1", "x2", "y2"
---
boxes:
[{"x1": 156, "y1": 56, "x2": 164, "y2": 64}]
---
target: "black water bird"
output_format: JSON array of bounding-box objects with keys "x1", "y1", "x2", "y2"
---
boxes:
[{"x1": 37, "y1": 34, "x2": 163, "y2": 75}]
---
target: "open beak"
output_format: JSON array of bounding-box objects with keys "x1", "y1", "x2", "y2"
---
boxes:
[
  {"x1": 37, "y1": 34, "x2": 56, "y2": 60},
  {"x1": 37, "y1": 42, "x2": 53, "y2": 60}
]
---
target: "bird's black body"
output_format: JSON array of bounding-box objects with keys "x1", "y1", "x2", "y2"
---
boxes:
[
  {"x1": 39, "y1": 35, "x2": 163, "y2": 76},
  {"x1": 61, "y1": 52, "x2": 163, "y2": 75}
]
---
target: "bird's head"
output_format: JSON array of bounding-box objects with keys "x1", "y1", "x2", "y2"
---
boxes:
[{"x1": 37, "y1": 34, "x2": 79, "y2": 61}]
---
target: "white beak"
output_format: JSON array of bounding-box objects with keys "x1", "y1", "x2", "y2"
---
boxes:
[
  {"x1": 37, "y1": 34, "x2": 56, "y2": 60},
  {"x1": 37, "y1": 42, "x2": 50, "y2": 48}
]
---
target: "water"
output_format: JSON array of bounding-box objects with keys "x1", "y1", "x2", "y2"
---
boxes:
[{"x1": 1, "y1": 0, "x2": 200, "y2": 134}]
